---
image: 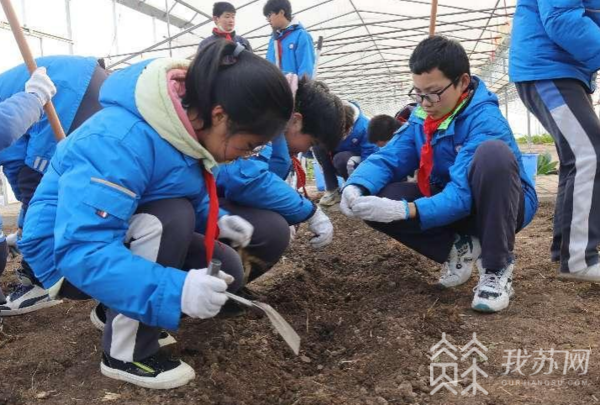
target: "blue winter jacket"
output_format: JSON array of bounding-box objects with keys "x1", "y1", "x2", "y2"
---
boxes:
[
  {"x1": 336, "y1": 103, "x2": 378, "y2": 160},
  {"x1": 0, "y1": 56, "x2": 98, "y2": 176},
  {"x1": 20, "y1": 59, "x2": 226, "y2": 331},
  {"x1": 346, "y1": 77, "x2": 538, "y2": 230},
  {"x1": 509, "y1": 0, "x2": 600, "y2": 90},
  {"x1": 266, "y1": 19, "x2": 315, "y2": 78},
  {"x1": 217, "y1": 152, "x2": 316, "y2": 225}
]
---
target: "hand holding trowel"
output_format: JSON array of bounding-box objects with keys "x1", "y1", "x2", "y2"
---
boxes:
[{"x1": 208, "y1": 259, "x2": 300, "y2": 355}]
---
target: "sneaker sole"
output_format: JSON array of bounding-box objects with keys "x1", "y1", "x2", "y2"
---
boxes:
[
  {"x1": 91, "y1": 308, "x2": 177, "y2": 348},
  {"x1": 100, "y1": 361, "x2": 195, "y2": 390},
  {"x1": 472, "y1": 289, "x2": 514, "y2": 313},
  {"x1": 0, "y1": 299, "x2": 62, "y2": 316},
  {"x1": 557, "y1": 272, "x2": 600, "y2": 283}
]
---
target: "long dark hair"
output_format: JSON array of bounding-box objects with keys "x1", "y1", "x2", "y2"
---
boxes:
[
  {"x1": 295, "y1": 77, "x2": 345, "y2": 151},
  {"x1": 183, "y1": 40, "x2": 294, "y2": 141}
]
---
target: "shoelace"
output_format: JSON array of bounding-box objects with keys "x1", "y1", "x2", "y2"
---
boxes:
[
  {"x1": 9, "y1": 284, "x2": 31, "y2": 300},
  {"x1": 473, "y1": 273, "x2": 500, "y2": 293}
]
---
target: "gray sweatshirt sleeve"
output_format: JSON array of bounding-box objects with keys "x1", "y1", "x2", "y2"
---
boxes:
[{"x1": 0, "y1": 92, "x2": 43, "y2": 151}]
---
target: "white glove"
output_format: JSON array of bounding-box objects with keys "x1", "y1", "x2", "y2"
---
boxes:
[
  {"x1": 340, "y1": 185, "x2": 363, "y2": 217},
  {"x1": 218, "y1": 215, "x2": 254, "y2": 248},
  {"x1": 346, "y1": 156, "x2": 362, "y2": 176},
  {"x1": 289, "y1": 225, "x2": 297, "y2": 242},
  {"x1": 25, "y1": 67, "x2": 56, "y2": 106},
  {"x1": 307, "y1": 207, "x2": 333, "y2": 248},
  {"x1": 181, "y1": 268, "x2": 230, "y2": 319},
  {"x1": 351, "y1": 196, "x2": 410, "y2": 223},
  {"x1": 6, "y1": 232, "x2": 20, "y2": 257}
]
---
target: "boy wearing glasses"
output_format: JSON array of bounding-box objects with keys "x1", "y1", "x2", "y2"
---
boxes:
[{"x1": 340, "y1": 36, "x2": 538, "y2": 313}]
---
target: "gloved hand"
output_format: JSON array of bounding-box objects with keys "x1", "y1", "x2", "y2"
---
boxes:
[
  {"x1": 25, "y1": 67, "x2": 56, "y2": 106},
  {"x1": 181, "y1": 268, "x2": 230, "y2": 319},
  {"x1": 289, "y1": 225, "x2": 297, "y2": 242},
  {"x1": 340, "y1": 185, "x2": 363, "y2": 217},
  {"x1": 6, "y1": 232, "x2": 20, "y2": 257},
  {"x1": 307, "y1": 207, "x2": 333, "y2": 248},
  {"x1": 351, "y1": 196, "x2": 410, "y2": 223},
  {"x1": 346, "y1": 156, "x2": 362, "y2": 176},
  {"x1": 218, "y1": 215, "x2": 254, "y2": 248}
]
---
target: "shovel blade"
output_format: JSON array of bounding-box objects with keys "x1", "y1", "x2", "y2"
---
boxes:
[{"x1": 254, "y1": 302, "x2": 301, "y2": 355}]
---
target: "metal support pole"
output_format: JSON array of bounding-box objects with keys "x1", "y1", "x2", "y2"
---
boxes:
[
  {"x1": 64, "y1": 0, "x2": 73, "y2": 54},
  {"x1": 112, "y1": 0, "x2": 119, "y2": 54},
  {"x1": 165, "y1": 0, "x2": 172, "y2": 57}
]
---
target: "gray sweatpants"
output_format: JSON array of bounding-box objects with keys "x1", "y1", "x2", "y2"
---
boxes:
[{"x1": 516, "y1": 79, "x2": 600, "y2": 273}]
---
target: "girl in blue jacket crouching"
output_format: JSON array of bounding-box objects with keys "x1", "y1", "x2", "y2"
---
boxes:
[{"x1": 19, "y1": 40, "x2": 294, "y2": 390}]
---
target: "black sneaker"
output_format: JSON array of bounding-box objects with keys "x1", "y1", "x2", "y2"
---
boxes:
[
  {"x1": 91, "y1": 303, "x2": 177, "y2": 347},
  {"x1": 100, "y1": 352, "x2": 195, "y2": 389}
]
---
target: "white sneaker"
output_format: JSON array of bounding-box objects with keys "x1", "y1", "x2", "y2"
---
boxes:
[
  {"x1": 90, "y1": 303, "x2": 176, "y2": 347},
  {"x1": 557, "y1": 262, "x2": 600, "y2": 282},
  {"x1": 319, "y1": 188, "x2": 341, "y2": 206},
  {"x1": 0, "y1": 281, "x2": 61, "y2": 316},
  {"x1": 438, "y1": 235, "x2": 481, "y2": 288},
  {"x1": 472, "y1": 261, "x2": 515, "y2": 313}
]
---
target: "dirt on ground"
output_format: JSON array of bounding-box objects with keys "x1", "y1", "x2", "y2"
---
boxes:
[{"x1": 1, "y1": 201, "x2": 599, "y2": 405}]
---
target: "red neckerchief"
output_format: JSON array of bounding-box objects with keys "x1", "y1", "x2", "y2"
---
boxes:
[
  {"x1": 213, "y1": 27, "x2": 233, "y2": 41},
  {"x1": 202, "y1": 169, "x2": 220, "y2": 263},
  {"x1": 276, "y1": 30, "x2": 294, "y2": 68},
  {"x1": 417, "y1": 91, "x2": 470, "y2": 197}
]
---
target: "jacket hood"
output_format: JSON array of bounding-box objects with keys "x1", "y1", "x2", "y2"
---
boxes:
[{"x1": 99, "y1": 58, "x2": 218, "y2": 172}]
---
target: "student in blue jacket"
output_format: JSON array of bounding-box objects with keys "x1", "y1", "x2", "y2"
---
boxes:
[
  {"x1": 509, "y1": 0, "x2": 600, "y2": 282},
  {"x1": 217, "y1": 75, "x2": 345, "y2": 279},
  {"x1": 0, "y1": 67, "x2": 56, "y2": 304},
  {"x1": 0, "y1": 56, "x2": 106, "y2": 317},
  {"x1": 20, "y1": 41, "x2": 294, "y2": 389},
  {"x1": 263, "y1": 0, "x2": 316, "y2": 176},
  {"x1": 341, "y1": 36, "x2": 538, "y2": 313},
  {"x1": 264, "y1": 0, "x2": 315, "y2": 78},
  {"x1": 316, "y1": 101, "x2": 378, "y2": 206}
]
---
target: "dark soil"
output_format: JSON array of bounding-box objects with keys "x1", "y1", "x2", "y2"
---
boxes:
[{"x1": 1, "y1": 201, "x2": 599, "y2": 405}]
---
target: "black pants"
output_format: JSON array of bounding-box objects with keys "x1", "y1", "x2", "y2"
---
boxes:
[
  {"x1": 367, "y1": 140, "x2": 525, "y2": 270},
  {"x1": 60, "y1": 197, "x2": 288, "y2": 361},
  {"x1": 18, "y1": 64, "x2": 107, "y2": 286},
  {"x1": 219, "y1": 199, "x2": 290, "y2": 283},
  {"x1": 516, "y1": 79, "x2": 600, "y2": 273},
  {"x1": 312, "y1": 146, "x2": 356, "y2": 191}
]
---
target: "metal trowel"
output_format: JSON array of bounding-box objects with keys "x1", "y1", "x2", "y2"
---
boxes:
[{"x1": 208, "y1": 260, "x2": 301, "y2": 355}]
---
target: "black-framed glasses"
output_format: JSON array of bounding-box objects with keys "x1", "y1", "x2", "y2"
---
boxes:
[{"x1": 408, "y1": 80, "x2": 456, "y2": 104}]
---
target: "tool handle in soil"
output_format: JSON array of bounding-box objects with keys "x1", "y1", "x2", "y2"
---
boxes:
[
  {"x1": 208, "y1": 259, "x2": 222, "y2": 277},
  {"x1": 0, "y1": 0, "x2": 66, "y2": 142}
]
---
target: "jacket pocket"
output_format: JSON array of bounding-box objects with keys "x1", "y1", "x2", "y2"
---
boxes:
[{"x1": 64, "y1": 179, "x2": 138, "y2": 242}]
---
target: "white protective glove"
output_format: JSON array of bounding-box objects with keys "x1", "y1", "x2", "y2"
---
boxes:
[
  {"x1": 289, "y1": 225, "x2": 297, "y2": 242},
  {"x1": 346, "y1": 156, "x2": 362, "y2": 176},
  {"x1": 6, "y1": 232, "x2": 21, "y2": 257},
  {"x1": 181, "y1": 268, "x2": 233, "y2": 319},
  {"x1": 340, "y1": 185, "x2": 363, "y2": 217},
  {"x1": 218, "y1": 215, "x2": 254, "y2": 248},
  {"x1": 25, "y1": 67, "x2": 57, "y2": 106},
  {"x1": 351, "y1": 196, "x2": 410, "y2": 223},
  {"x1": 307, "y1": 207, "x2": 333, "y2": 248}
]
